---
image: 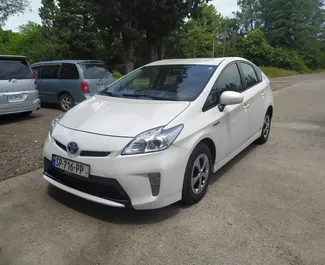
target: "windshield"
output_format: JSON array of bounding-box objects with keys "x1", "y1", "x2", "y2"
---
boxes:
[
  {"x1": 79, "y1": 63, "x2": 112, "y2": 79},
  {"x1": 99, "y1": 65, "x2": 217, "y2": 101},
  {"x1": 0, "y1": 58, "x2": 32, "y2": 80}
]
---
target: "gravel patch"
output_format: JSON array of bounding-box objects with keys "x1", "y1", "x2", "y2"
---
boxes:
[{"x1": 0, "y1": 108, "x2": 62, "y2": 181}]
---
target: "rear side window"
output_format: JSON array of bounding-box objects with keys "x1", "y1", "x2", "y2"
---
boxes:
[
  {"x1": 0, "y1": 58, "x2": 32, "y2": 80},
  {"x1": 42, "y1": 65, "x2": 60, "y2": 79},
  {"x1": 254, "y1": 67, "x2": 263, "y2": 82},
  {"x1": 79, "y1": 64, "x2": 112, "y2": 79},
  {"x1": 32, "y1": 66, "x2": 41, "y2": 78},
  {"x1": 60, "y1": 63, "x2": 79, "y2": 79},
  {"x1": 240, "y1": 63, "x2": 258, "y2": 88}
]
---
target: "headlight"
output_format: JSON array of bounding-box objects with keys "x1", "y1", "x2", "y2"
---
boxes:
[
  {"x1": 122, "y1": 124, "x2": 184, "y2": 155},
  {"x1": 50, "y1": 114, "x2": 64, "y2": 135}
]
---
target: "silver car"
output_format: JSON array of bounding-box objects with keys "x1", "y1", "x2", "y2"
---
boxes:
[{"x1": 0, "y1": 55, "x2": 40, "y2": 116}]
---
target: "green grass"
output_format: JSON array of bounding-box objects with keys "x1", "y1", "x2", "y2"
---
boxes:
[
  {"x1": 260, "y1": 66, "x2": 325, "y2": 78},
  {"x1": 259, "y1": 67, "x2": 299, "y2": 78}
]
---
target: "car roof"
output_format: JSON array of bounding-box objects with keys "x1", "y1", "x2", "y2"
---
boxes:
[
  {"x1": 145, "y1": 57, "x2": 247, "y2": 67},
  {"x1": 0, "y1": 55, "x2": 27, "y2": 59},
  {"x1": 31, "y1": 60, "x2": 104, "y2": 67}
]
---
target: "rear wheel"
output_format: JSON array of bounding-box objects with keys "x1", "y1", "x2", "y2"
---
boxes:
[
  {"x1": 255, "y1": 111, "x2": 272, "y2": 145},
  {"x1": 182, "y1": 143, "x2": 212, "y2": 205},
  {"x1": 20, "y1": 111, "x2": 32, "y2": 117},
  {"x1": 59, "y1": 93, "x2": 74, "y2": 112}
]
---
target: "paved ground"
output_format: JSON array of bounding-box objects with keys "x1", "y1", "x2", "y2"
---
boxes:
[{"x1": 1, "y1": 73, "x2": 325, "y2": 265}]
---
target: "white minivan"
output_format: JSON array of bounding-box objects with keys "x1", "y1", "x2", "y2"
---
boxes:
[
  {"x1": 43, "y1": 57, "x2": 273, "y2": 210},
  {"x1": 0, "y1": 55, "x2": 40, "y2": 116}
]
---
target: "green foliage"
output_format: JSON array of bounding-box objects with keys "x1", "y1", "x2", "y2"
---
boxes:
[
  {"x1": 112, "y1": 71, "x2": 123, "y2": 80},
  {"x1": 1, "y1": 0, "x2": 325, "y2": 75}
]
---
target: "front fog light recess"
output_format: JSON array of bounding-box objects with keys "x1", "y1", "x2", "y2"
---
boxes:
[{"x1": 148, "y1": 173, "x2": 161, "y2": 196}]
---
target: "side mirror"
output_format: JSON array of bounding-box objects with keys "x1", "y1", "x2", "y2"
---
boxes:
[{"x1": 219, "y1": 91, "x2": 244, "y2": 112}]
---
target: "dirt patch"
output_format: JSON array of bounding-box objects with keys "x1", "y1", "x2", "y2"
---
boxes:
[
  {"x1": 270, "y1": 81, "x2": 300, "y2": 91},
  {"x1": 0, "y1": 108, "x2": 62, "y2": 181}
]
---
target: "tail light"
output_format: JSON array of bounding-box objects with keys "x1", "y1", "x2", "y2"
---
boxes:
[
  {"x1": 31, "y1": 73, "x2": 38, "y2": 90},
  {"x1": 81, "y1": 81, "x2": 90, "y2": 94}
]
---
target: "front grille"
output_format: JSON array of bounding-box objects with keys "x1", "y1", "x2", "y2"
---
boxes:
[
  {"x1": 54, "y1": 139, "x2": 111, "y2": 157},
  {"x1": 55, "y1": 140, "x2": 67, "y2": 151},
  {"x1": 80, "y1": 151, "x2": 111, "y2": 157},
  {"x1": 43, "y1": 158, "x2": 131, "y2": 207}
]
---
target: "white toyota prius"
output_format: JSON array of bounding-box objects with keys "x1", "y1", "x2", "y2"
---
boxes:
[{"x1": 43, "y1": 57, "x2": 273, "y2": 210}]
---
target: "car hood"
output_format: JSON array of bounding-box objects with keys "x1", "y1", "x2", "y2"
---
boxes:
[{"x1": 59, "y1": 95, "x2": 190, "y2": 137}]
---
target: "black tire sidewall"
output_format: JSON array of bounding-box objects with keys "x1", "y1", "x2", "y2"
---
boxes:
[
  {"x1": 182, "y1": 143, "x2": 213, "y2": 205},
  {"x1": 262, "y1": 112, "x2": 272, "y2": 141}
]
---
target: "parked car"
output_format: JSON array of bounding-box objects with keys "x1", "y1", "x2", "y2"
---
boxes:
[
  {"x1": 0, "y1": 55, "x2": 40, "y2": 116},
  {"x1": 31, "y1": 60, "x2": 115, "y2": 112},
  {"x1": 43, "y1": 57, "x2": 274, "y2": 210}
]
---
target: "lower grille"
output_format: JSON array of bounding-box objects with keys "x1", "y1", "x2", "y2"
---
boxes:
[{"x1": 43, "y1": 158, "x2": 131, "y2": 207}]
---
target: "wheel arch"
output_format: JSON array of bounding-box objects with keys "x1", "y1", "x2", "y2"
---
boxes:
[{"x1": 267, "y1": 105, "x2": 273, "y2": 117}]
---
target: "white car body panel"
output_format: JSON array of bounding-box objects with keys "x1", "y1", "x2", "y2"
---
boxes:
[
  {"x1": 59, "y1": 95, "x2": 190, "y2": 137},
  {"x1": 43, "y1": 57, "x2": 274, "y2": 209}
]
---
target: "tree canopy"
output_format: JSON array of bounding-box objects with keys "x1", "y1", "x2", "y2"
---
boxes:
[{"x1": 1, "y1": 0, "x2": 325, "y2": 73}]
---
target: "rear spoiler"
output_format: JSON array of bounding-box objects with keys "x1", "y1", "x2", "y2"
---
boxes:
[
  {"x1": 0, "y1": 55, "x2": 27, "y2": 59},
  {"x1": 77, "y1": 60, "x2": 104, "y2": 65}
]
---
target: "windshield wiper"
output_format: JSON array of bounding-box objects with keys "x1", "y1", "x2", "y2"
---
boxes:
[
  {"x1": 121, "y1": 94, "x2": 178, "y2": 101},
  {"x1": 98, "y1": 91, "x2": 119, "y2": 97}
]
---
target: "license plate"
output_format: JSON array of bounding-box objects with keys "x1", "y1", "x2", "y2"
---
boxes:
[
  {"x1": 52, "y1": 155, "x2": 90, "y2": 178},
  {"x1": 5, "y1": 93, "x2": 27, "y2": 102},
  {"x1": 97, "y1": 83, "x2": 108, "y2": 92}
]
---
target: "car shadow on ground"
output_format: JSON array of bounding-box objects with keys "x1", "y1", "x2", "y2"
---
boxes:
[
  {"x1": 0, "y1": 112, "x2": 43, "y2": 125},
  {"x1": 47, "y1": 143, "x2": 258, "y2": 225},
  {"x1": 41, "y1": 102, "x2": 61, "y2": 111}
]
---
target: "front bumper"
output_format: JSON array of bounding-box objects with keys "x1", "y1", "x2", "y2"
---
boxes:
[{"x1": 43, "y1": 125, "x2": 190, "y2": 210}]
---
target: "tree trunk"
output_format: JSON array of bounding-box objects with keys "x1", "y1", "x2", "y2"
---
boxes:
[
  {"x1": 123, "y1": 45, "x2": 134, "y2": 74},
  {"x1": 158, "y1": 37, "x2": 165, "y2": 60},
  {"x1": 122, "y1": 34, "x2": 134, "y2": 74},
  {"x1": 147, "y1": 29, "x2": 158, "y2": 62},
  {"x1": 149, "y1": 43, "x2": 158, "y2": 62}
]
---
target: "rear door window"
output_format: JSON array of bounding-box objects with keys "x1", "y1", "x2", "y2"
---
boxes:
[
  {"x1": 79, "y1": 64, "x2": 112, "y2": 79},
  {"x1": 60, "y1": 63, "x2": 80, "y2": 79},
  {"x1": 0, "y1": 57, "x2": 32, "y2": 80},
  {"x1": 240, "y1": 63, "x2": 259, "y2": 88},
  {"x1": 42, "y1": 65, "x2": 60, "y2": 79}
]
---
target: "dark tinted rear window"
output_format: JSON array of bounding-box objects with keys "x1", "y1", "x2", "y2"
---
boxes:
[
  {"x1": 0, "y1": 58, "x2": 31, "y2": 80},
  {"x1": 79, "y1": 64, "x2": 112, "y2": 79},
  {"x1": 42, "y1": 65, "x2": 60, "y2": 79},
  {"x1": 60, "y1": 63, "x2": 79, "y2": 79}
]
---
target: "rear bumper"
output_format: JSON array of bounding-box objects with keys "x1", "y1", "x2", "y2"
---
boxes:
[{"x1": 0, "y1": 90, "x2": 41, "y2": 115}]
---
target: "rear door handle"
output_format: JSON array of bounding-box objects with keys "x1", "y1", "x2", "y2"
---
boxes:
[
  {"x1": 261, "y1": 91, "x2": 266, "y2": 97},
  {"x1": 243, "y1": 103, "x2": 250, "y2": 109}
]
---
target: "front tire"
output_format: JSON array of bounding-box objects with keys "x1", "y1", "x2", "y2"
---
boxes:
[
  {"x1": 59, "y1": 93, "x2": 74, "y2": 112},
  {"x1": 182, "y1": 143, "x2": 213, "y2": 205},
  {"x1": 255, "y1": 111, "x2": 272, "y2": 145}
]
